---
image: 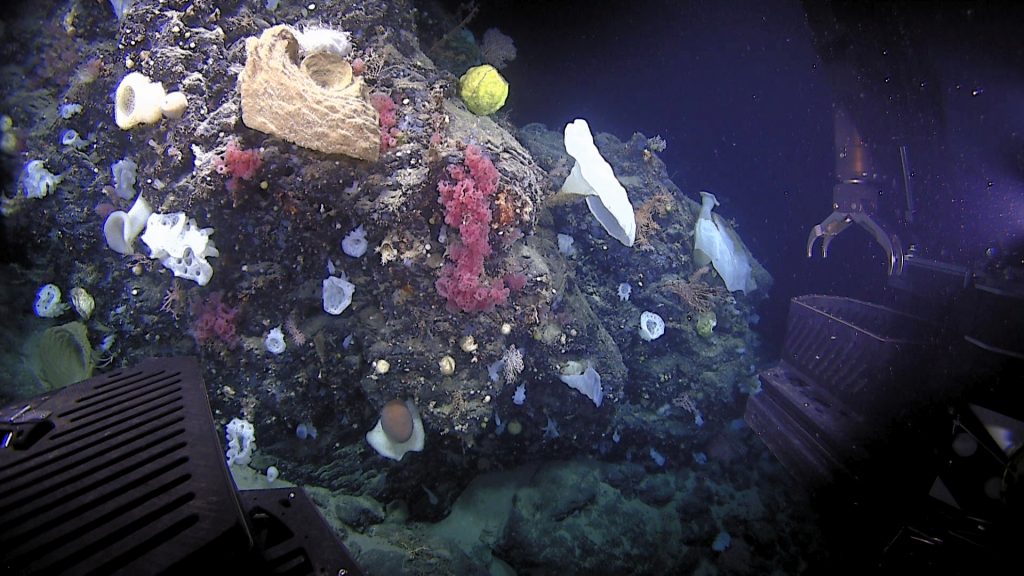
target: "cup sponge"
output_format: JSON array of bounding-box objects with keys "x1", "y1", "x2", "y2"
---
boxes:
[
  {"x1": 115, "y1": 72, "x2": 166, "y2": 129},
  {"x1": 114, "y1": 72, "x2": 189, "y2": 129}
]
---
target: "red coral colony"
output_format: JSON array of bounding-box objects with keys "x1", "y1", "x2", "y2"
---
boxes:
[
  {"x1": 215, "y1": 138, "x2": 263, "y2": 198},
  {"x1": 190, "y1": 291, "x2": 240, "y2": 349},
  {"x1": 435, "y1": 145, "x2": 509, "y2": 313},
  {"x1": 369, "y1": 92, "x2": 399, "y2": 153}
]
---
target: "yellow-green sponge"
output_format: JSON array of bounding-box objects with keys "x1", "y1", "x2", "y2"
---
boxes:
[{"x1": 459, "y1": 64, "x2": 508, "y2": 116}]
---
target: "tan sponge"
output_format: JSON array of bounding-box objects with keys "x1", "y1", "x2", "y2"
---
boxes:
[{"x1": 238, "y1": 25, "x2": 380, "y2": 162}]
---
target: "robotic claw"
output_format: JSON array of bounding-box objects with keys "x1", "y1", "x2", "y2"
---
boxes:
[{"x1": 807, "y1": 107, "x2": 905, "y2": 276}]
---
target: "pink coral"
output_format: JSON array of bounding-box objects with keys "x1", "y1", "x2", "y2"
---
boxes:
[
  {"x1": 190, "y1": 291, "x2": 240, "y2": 348},
  {"x1": 504, "y1": 272, "x2": 528, "y2": 293},
  {"x1": 369, "y1": 93, "x2": 399, "y2": 153},
  {"x1": 215, "y1": 139, "x2": 262, "y2": 194},
  {"x1": 435, "y1": 145, "x2": 509, "y2": 313}
]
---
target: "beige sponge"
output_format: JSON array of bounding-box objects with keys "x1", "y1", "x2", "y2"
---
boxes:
[
  {"x1": 160, "y1": 91, "x2": 189, "y2": 119},
  {"x1": 238, "y1": 25, "x2": 379, "y2": 162}
]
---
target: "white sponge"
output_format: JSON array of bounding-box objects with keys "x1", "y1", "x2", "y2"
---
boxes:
[
  {"x1": 115, "y1": 72, "x2": 166, "y2": 130},
  {"x1": 322, "y1": 274, "x2": 355, "y2": 315},
  {"x1": 140, "y1": 212, "x2": 219, "y2": 285},
  {"x1": 225, "y1": 418, "x2": 255, "y2": 466},
  {"x1": 296, "y1": 25, "x2": 352, "y2": 57},
  {"x1": 114, "y1": 72, "x2": 189, "y2": 129},
  {"x1": 693, "y1": 191, "x2": 756, "y2": 293},
  {"x1": 20, "y1": 160, "x2": 62, "y2": 199},
  {"x1": 560, "y1": 119, "x2": 636, "y2": 247},
  {"x1": 103, "y1": 194, "x2": 152, "y2": 254}
]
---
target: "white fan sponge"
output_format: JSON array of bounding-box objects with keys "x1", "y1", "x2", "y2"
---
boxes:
[{"x1": 560, "y1": 119, "x2": 636, "y2": 247}]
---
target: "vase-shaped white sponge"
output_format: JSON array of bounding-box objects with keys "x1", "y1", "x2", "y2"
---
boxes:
[
  {"x1": 115, "y1": 72, "x2": 167, "y2": 130},
  {"x1": 103, "y1": 194, "x2": 153, "y2": 254}
]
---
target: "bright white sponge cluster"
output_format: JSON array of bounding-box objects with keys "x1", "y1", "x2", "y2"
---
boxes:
[
  {"x1": 296, "y1": 25, "x2": 352, "y2": 57},
  {"x1": 225, "y1": 418, "x2": 255, "y2": 466},
  {"x1": 140, "y1": 212, "x2": 219, "y2": 286}
]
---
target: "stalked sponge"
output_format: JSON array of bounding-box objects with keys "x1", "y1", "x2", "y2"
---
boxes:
[
  {"x1": 459, "y1": 64, "x2": 508, "y2": 115},
  {"x1": 365, "y1": 399, "x2": 425, "y2": 461}
]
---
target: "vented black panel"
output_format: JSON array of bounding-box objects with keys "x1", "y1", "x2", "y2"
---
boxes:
[
  {"x1": 242, "y1": 488, "x2": 364, "y2": 576},
  {"x1": 745, "y1": 365, "x2": 868, "y2": 488},
  {"x1": 782, "y1": 295, "x2": 930, "y2": 410},
  {"x1": 0, "y1": 357, "x2": 249, "y2": 576},
  {"x1": 746, "y1": 296, "x2": 932, "y2": 490}
]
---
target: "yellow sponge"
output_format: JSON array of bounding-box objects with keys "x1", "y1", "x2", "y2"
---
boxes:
[{"x1": 459, "y1": 64, "x2": 508, "y2": 116}]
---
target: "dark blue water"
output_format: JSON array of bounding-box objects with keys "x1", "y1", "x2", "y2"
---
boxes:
[{"x1": 466, "y1": 0, "x2": 1024, "y2": 350}]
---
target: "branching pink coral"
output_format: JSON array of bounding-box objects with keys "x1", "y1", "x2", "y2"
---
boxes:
[
  {"x1": 369, "y1": 93, "x2": 399, "y2": 153},
  {"x1": 191, "y1": 291, "x2": 240, "y2": 348},
  {"x1": 435, "y1": 145, "x2": 509, "y2": 313},
  {"x1": 215, "y1": 139, "x2": 262, "y2": 195}
]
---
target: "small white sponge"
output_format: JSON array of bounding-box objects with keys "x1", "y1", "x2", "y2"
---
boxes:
[
  {"x1": 323, "y1": 274, "x2": 355, "y2": 315},
  {"x1": 638, "y1": 311, "x2": 665, "y2": 341},
  {"x1": 115, "y1": 72, "x2": 167, "y2": 130},
  {"x1": 20, "y1": 160, "x2": 62, "y2": 199},
  {"x1": 140, "y1": 212, "x2": 219, "y2": 286},
  {"x1": 225, "y1": 418, "x2": 255, "y2": 466},
  {"x1": 103, "y1": 194, "x2": 152, "y2": 254},
  {"x1": 559, "y1": 361, "x2": 604, "y2": 408}
]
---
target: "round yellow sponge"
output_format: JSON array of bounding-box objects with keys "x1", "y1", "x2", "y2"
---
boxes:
[{"x1": 459, "y1": 64, "x2": 508, "y2": 116}]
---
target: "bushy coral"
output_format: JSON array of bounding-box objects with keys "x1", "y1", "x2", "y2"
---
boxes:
[
  {"x1": 369, "y1": 93, "x2": 399, "y2": 153},
  {"x1": 481, "y1": 28, "x2": 517, "y2": 69},
  {"x1": 191, "y1": 291, "x2": 240, "y2": 348},
  {"x1": 215, "y1": 139, "x2": 262, "y2": 195},
  {"x1": 435, "y1": 144, "x2": 509, "y2": 313}
]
